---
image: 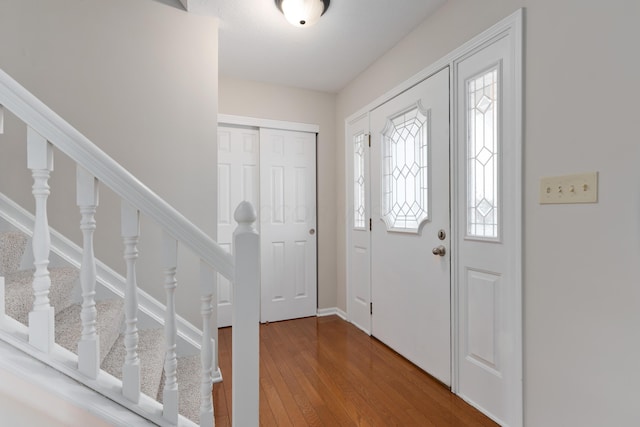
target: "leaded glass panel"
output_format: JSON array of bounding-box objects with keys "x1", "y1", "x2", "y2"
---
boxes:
[
  {"x1": 353, "y1": 132, "x2": 366, "y2": 229},
  {"x1": 467, "y1": 68, "x2": 499, "y2": 238},
  {"x1": 381, "y1": 105, "x2": 429, "y2": 232}
]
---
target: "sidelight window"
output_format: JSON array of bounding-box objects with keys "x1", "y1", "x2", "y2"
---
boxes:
[
  {"x1": 467, "y1": 67, "x2": 499, "y2": 239},
  {"x1": 353, "y1": 132, "x2": 366, "y2": 229}
]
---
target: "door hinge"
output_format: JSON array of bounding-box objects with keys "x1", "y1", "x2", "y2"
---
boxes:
[
  {"x1": 369, "y1": 218, "x2": 372, "y2": 231},
  {"x1": 368, "y1": 134, "x2": 371, "y2": 147},
  {"x1": 370, "y1": 302, "x2": 373, "y2": 315}
]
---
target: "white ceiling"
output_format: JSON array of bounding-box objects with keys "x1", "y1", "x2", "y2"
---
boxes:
[{"x1": 207, "y1": 0, "x2": 446, "y2": 93}]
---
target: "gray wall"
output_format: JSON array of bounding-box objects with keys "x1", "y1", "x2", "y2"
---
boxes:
[
  {"x1": 0, "y1": 0, "x2": 219, "y2": 328},
  {"x1": 218, "y1": 76, "x2": 338, "y2": 310},
  {"x1": 336, "y1": 0, "x2": 640, "y2": 426}
]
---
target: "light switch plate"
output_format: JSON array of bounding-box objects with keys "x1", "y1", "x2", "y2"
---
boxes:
[{"x1": 539, "y1": 172, "x2": 598, "y2": 204}]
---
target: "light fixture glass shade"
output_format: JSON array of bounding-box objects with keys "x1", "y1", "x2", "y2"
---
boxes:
[{"x1": 281, "y1": 0, "x2": 325, "y2": 27}]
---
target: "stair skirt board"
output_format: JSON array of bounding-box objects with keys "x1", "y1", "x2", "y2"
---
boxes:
[
  {"x1": 0, "y1": 211, "x2": 214, "y2": 424},
  {"x1": 0, "y1": 339, "x2": 156, "y2": 427},
  {"x1": 0, "y1": 317, "x2": 197, "y2": 427}
]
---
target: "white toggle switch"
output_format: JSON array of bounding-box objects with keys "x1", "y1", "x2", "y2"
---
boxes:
[{"x1": 539, "y1": 172, "x2": 598, "y2": 204}]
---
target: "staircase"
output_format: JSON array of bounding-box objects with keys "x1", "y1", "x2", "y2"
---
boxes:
[
  {"x1": 0, "y1": 226, "x2": 208, "y2": 422},
  {"x1": 0, "y1": 68, "x2": 260, "y2": 426}
]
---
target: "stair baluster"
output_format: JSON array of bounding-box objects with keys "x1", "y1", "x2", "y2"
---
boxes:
[
  {"x1": 199, "y1": 261, "x2": 215, "y2": 427},
  {"x1": 27, "y1": 126, "x2": 55, "y2": 353},
  {"x1": 121, "y1": 201, "x2": 141, "y2": 403},
  {"x1": 232, "y1": 201, "x2": 260, "y2": 427},
  {"x1": 162, "y1": 232, "x2": 179, "y2": 424},
  {"x1": 77, "y1": 166, "x2": 100, "y2": 379}
]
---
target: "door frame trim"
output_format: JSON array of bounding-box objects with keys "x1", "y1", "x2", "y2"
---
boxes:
[
  {"x1": 345, "y1": 111, "x2": 371, "y2": 335},
  {"x1": 344, "y1": 9, "x2": 523, "y2": 426},
  {"x1": 218, "y1": 114, "x2": 319, "y2": 134},
  {"x1": 217, "y1": 116, "x2": 321, "y2": 325}
]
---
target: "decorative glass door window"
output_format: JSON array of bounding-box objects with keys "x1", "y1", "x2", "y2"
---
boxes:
[
  {"x1": 353, "y1": 132, "x2": 366, "y2": 229},
  {"x1": 381, "y1": 104, "x2": 430, "y2": 233},
  {"x1": 467, "y1": 67, "x2": 499, "y2": 239}
]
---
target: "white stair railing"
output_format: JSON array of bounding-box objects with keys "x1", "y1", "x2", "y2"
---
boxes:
[
  {"x1": 27, "y1": 127, "x2": 55, "y2": 353},
  {"x1": 199, "y1": 262, "x2": 216, "y2": 426},
  {"x1": 0, "y1": 68, "x2": 260, "y2": 426},
  {"x1": 77, "y1": 166, "x2": 100, "y2": 379},
  {"x1": 121, "y1": 201, "x2": 141, "y2": 403},
  {"x1": 162, "y1": 233, "x2": 179, "y2": 424}
]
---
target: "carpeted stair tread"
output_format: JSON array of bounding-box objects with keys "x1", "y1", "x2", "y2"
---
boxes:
[
  {"x1": 0, "y1": 231, "x2": 28, "y2": 275},
  {"x1": 157, "y1": 354, "x2": 202, "y2": 424},
  {"x1": 55, "y1": 299, "x2": 124, "y2": 363},
  {"x1": 101, "y1": 328, "x2": 166, "y2": 399},
  {"x1": 4, "y1": 267, "x2": 79, "y2": 325}
]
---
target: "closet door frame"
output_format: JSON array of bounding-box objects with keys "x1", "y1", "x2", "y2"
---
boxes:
[{"x1": 217, "y1": 115, "x2": 320, "y2": 325}]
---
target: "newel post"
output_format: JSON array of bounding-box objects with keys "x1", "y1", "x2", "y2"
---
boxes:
[{"x1": 232, "y1": 201, "x2": 260, "y2": 427}]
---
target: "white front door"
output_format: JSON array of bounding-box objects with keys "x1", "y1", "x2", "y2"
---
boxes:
[
  {"x1": 345, "y1": 12, "x2": 522, "y2": 425},
  {"x1": 217, "y1": 126, "x2": 260, "y2": 327},
  {"x1": 259, "y1": 128, "x2": 317, "y2": 323},
  {"x1": 369, "y1": 68, "x2": 451, "y2": 385}
]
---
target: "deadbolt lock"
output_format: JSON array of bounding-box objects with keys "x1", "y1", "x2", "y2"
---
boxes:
[{"x1": 437, "y1": 229, "x2": 446, "y2": 240}]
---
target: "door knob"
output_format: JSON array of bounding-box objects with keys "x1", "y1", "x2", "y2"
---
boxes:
[
  {"x1": 309, "y1": 228, "x2": 315, "y2": 235},
  {"x1": 432, "y1": 245, "x2": 446, "y2": 256}
]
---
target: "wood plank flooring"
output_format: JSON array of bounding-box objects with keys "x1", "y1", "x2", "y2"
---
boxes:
[{"x1": 213, "y1": 315, "x2": 498, "y2": 427}]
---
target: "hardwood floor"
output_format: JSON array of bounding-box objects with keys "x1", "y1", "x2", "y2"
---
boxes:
[{"x1": 213, "y1": 315, "x2": 498, "y2": 427}]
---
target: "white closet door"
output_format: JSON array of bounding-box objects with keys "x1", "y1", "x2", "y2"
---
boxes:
[
  {"x1": 217, "y1": 126, "x2": 259, "y2": 327},
  {"x1": 259, "y1": 128, "x2": 317, "y2": 323}
]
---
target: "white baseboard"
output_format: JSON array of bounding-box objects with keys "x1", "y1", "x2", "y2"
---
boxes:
[{"x1": 316, "y1": 307, "x2": 347, "y2": 320}]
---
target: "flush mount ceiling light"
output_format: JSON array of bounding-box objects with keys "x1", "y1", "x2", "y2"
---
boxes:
[{"x1": 275, "y1": 0, "x2": 330, "y2": 28}]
